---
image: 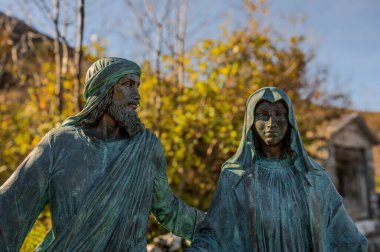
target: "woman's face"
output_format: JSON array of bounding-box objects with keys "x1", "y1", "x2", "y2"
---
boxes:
[{"x1": 254, "y1": 100, "x2": 289, "y2": 146}]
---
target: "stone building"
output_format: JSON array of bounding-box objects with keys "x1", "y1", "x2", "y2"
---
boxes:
[{"x1": 361, "y1": 112, "x2": 380, "y2": 182}]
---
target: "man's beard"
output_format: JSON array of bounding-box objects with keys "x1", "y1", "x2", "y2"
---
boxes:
[{"x1": 107, "y1": 101, "x2": 144, "y2": 137}]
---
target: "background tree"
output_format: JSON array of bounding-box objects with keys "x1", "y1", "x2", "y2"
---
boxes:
[
  {"x1": 124, "y1": 0, "x2": 190, "y2": 135},
  {"x1": 74, "y1": 0, "x2": 85, "y2": 111}
]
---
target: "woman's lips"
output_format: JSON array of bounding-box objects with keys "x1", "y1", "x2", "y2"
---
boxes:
[{"x1": 265, "y1": 131, "x2": 278, "y2": 136}]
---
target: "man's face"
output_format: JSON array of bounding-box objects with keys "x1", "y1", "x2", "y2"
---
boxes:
[
  {"x1": 254, "y1": 100, "x2": 289, "y2": 146},
  {"x1": 107, "y1": 74, "x2": 144, "y2": 136},
  {"x1": 112, "y1": 74, "x2": 141, "y2": 111}
]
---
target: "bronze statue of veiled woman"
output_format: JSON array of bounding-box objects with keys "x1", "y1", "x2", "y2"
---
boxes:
[{"x1": 188, "y1": 87, "x2": 367, "y2": 252}]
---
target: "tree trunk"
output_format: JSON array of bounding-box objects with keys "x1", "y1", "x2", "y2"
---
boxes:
[
  {"x1": 74, "y1": 0, "x2": 85, "y2": 111},
  {"x1": 53, "y1": 0, "x2": 63, "y2": 115},
  {"x1": 177, "y1": 0, "x2": 188, "y2": 87}
]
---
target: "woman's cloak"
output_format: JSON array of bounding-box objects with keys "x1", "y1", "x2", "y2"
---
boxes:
[{"x1": 188, "y1": 87, "x2": 367, "y2": 252}]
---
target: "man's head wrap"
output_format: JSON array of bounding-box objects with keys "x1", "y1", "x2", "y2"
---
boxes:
[{"x1": 61, "y1": 57, "x2": 141, "y2": 127}]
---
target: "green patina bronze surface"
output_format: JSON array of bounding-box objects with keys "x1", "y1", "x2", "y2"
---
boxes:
[
  {"x1": 188, "y1": 87, "x2": 367, "y2": 252},
  {"x1": 62, "y1": 57, "x2": 141, "y2": 127},
  {"x1": 0, "y1": 58, "x2": 204, "y2": 252}
]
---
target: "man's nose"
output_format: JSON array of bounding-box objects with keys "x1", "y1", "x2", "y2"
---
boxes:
[{"x1": 133, "y1": 88, "x2": 141, "y2": 101}]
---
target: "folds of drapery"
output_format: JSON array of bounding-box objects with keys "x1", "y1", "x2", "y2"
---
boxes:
[
  {"x1": 1, "y1": 128, "x2": 204, "y2": 252},
  {"x1": 187, "y1": 167, "x2": 368, "y2": 252}
]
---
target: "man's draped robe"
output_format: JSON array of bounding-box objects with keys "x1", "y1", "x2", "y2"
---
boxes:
[{"x1": 0, "y1": 126, "x2": 203, "y2": 251}]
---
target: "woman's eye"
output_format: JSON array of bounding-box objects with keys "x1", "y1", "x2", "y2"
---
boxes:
[
  {"x1": 256, "y1": 113, "x2": 268, "y2": 119},
  {"x1": 275, "y1": 112, "x2": 286, "y2": 117}
]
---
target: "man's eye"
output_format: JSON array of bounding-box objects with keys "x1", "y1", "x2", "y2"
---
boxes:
[{"x1": 123, "y1": 81, "x2": 132, "y2": 87}]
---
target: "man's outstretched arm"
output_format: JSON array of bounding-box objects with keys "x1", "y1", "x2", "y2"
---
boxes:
[
  {"x1": 0, "y1": 134, "x2": 52, "y2": 252},
  {"x1": 150, "y1": 140, "x2": 205, "y2": 241}
]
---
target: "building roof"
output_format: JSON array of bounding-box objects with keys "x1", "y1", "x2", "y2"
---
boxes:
[
  {"x1": 306, "y1": 112, "x2": 379, "y2": 162},
  {"x1": 307, "y1": 112, "x2": 379, "y2": 144}
]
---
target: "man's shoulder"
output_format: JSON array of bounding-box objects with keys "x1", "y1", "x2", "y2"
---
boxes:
[
  {"x1": 140, "y1": 129, "x2": 166, "y2": 159},
  {"x1": 48, "y1": 125, "x2": 78, "y2": 136},
  {"x1": 142, "y1": 128, "x2": 157, "y2": 138},
  {"x1": 45, "y1": 126, "x2": 81, "y2": 143},
  {"x1": 142, "y1": 128, "x2": 161, "y2": 145}
]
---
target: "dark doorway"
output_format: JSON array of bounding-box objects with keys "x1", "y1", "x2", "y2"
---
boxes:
[{"x1": 335, "y1": 146, "x2": 369, "y2": 220}]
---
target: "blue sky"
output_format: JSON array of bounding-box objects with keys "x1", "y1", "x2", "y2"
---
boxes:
[
  {"x1": 268, "y1": 0, "x2": 380, "y2": 112},
  {"x1": 1, "y1": 0, "x2": 379, "y2": 111}
]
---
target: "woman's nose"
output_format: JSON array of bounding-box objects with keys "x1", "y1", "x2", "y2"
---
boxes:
[{"x1": 267, "y1": 116, "x2": 278, "y2": 128}]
